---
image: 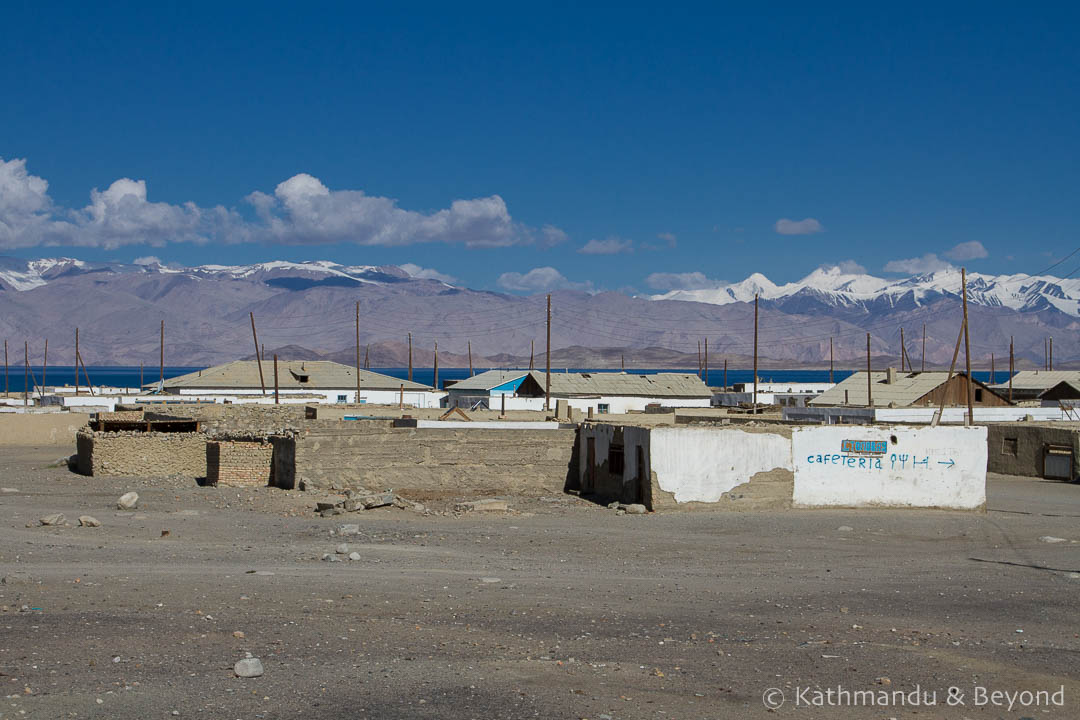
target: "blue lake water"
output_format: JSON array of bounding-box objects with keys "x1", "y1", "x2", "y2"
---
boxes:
[{"x1": 0, "y1": 365, "x2": 1009, "y2": 392}]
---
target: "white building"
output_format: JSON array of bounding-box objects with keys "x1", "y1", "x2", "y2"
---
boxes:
[
  {"x1": 446, "y1": 369, "x2": 712, "y2": 414},
  {"x1": 154, "y1": 360, "x2": 444, "y2": 408}
]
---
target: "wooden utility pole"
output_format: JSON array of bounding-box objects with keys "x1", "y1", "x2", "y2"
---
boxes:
[
  {"x1": 703, "y1": 338, "x2": 709, "y2": 386},
  {"x1": 468, "y1": 340, "x2": 474, "y2": 376},
  {"x1": 1008, "y1": 337, "x2": 1014, "y2": 403},
  {"x1": 41, "y1": 339, "x2": 48, "y2": 397},
  {"x1": 545, "y1": 294, "x2": 551, "y2": 412},
  {"x1": 962, "y1": 268, "x2": 973, "y2": 425},
  {"x1": 398, "y1": 383, "x2": 403, "y2": 409},
  {"x1": 261, "y1": 343, "x2": 264, "y2": 362},
  {"x1": 433, "y1": 341, "x2": 439, "y2": 390},
  {"x1": 900, "y1": 327, "x2": 906, "y2": 372},
  {"x1": 528, "y1": 340, "x2": 534, "y2": 371},
  {"x1": 753, "y1": 294, "x2": 759, "y2": 412},
  {"x1": 1049, "y1": 336, "x2": 1053, "y2": 371},
  {"x1": 697, "y1": 340, "x2": 702, "y2": 378},
  {"x1": 3, "y1": 339, "x2": 7, "y2": 397},
  {"x1": 931, "y1": 317, "x2": 966, "y2": 427},
  {"x1": 249, "y1": 313, "x2": 265, "y2": 395},
  {"x1": 866, "y1": 333, "x2": 872, "y2": 408},
  {"x1": 621, "y1": 353, "x2": 625, "y2": 371},
  {"x1": 723, "y1": 358, "x2": 728, "y2": 390},
  {"x1": 990, "y1": 353, "x2": 995, "y2": 385},
  {"x1": 407, "y1": 333, "x2": 413, "y2": 382},
  {"x1": 23, "y1": 341, "x2": 28, "y2": 406},
  {"x1": 829, "y1": 337, "x2": 834, "y2": 384},
  {"x1": 364, "y1": 345, "x2": 369, "y2": 370},
  {"x1": 74, "y1": 328, "x2": 79, "y2": 395},
  {"x1": 921, "y1": 323, "x2": 926, "y2": 371},
  {"x1": 140, "y1": 362, "x2": 144, "y2": 392},
  {"x1": 160, "y1": 320, "x2": 165, "y2": 386},
  {"x1": 274, "y1": 354, "x2": 279, "y2": 404},
  {"x1": 355, "y1": 302, "x2": 362, "y2": 401},
  {"x1": 1045, "y1": 337, "x2": 1048, "y2": 370}
]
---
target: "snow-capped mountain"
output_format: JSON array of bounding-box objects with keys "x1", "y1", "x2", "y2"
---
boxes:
[{"x1": 649, "y1": 266, "x2": 1080, "y2": 317}]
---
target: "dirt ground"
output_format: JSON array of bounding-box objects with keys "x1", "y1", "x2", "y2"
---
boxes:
[{"x1": 1, "y1": 444, "x2": 1078, "y2": 719}]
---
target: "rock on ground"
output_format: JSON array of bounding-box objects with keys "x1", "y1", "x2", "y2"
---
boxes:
[
  {"x1": 39, "y1": 513, "x2": 65, "y2": 526},
  {"x1": 78, "y1": 515, "x2": 101, "y2": 527},
  {"x1": 234, "y1": 658, "x2": 263, "y2": 678},
  {"x1": 117, "y1": 492, "x2": 139, "y2": 510}
]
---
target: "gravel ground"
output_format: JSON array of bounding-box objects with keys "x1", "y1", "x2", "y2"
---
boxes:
[{"x1": 1, "y1": 445, "x2": 1078, "y2": 719}]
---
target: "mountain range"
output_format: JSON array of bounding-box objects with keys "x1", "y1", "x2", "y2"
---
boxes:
[{"x1": 0, "y1": 257, "x2": 1075, "y2": 369}]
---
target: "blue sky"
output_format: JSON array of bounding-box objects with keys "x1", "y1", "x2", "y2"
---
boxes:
[{"x1": 2, "y1": 2, "x2": 1078, "y2": 293}]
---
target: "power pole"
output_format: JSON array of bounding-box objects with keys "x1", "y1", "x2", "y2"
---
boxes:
[
  {"x1": 140, "y1": 362, "x2": 144, "y2": 392},
  {"x1": 962, "y1": 268, "x2": 973, "y2": 426},
  {"x1": 900, "y1": 327, "x2": 906, "y2": 372},
  {"x1": 1049, "y1": 336, "x2": 1053, "y2": 371},
  {"x1": 408, "y1": 333, "x2": 413, "y2": 382},
  {"x1": 753, "y1": 294, "x2": 759, "y2": 413},
  {"x1": 3, "y1": 339, "x2": 7, "y2": 397},
  {"x1": 704, "y1": 338, "x2": 709, "y2": 386},
  {"x1": 23, "y1": 341, "x2": 29, "y2": 406},
  {"x1": 468, "y1": 340, "x2": 474, "y2": 376},
  {"x1": 1045, "y1": 337, "x2": 1048, "y2": 370},
  {"x1": 364, "y1": 345, "x2": 370, "y2": 370},
  {"x1": 1008, "y1": 336, "x2": 1014, "y2": 403},
  {"x1": 932, "y1": 317, "x2": 966, "y2": 427},
  {"x1": 545, "y1": 294, "x2": 551, "y2": 412},
  {"x1": 829, "y1": 337, "x2": 834, "y2": 384},
  {"x1": 921, "y1": 323, "x2": 926, "y2": 371},
  {"x1": 433, "y1": 341, "x2": 439, "y2": 390},
  {"x1": 355, "y1": 302, "x2": 361, "y2": 402},
  {"x1": 990, "y1": 353, "x2": 995, "y2": 385},
  {"x1": 274, "y1": 354, "x2": 279, "y2": 404},
  {"x1": 723, "y1": 358, "x2": 728, "y2": 390},
  {"x1": 249, "y1": 313, "x2": 265, "y2": 395},
  {"x1": 529, "y1": 340, "x2": 534, "y2": 371},
  {"x1": 74, "y1": 328, "x2": 79, "y2": 396},
  {"x1": 866, "y1": 332, "x2": 872, "y2": 408},
  {"x1": 160, "y1": 320, "x2": 165, "y2": 386},
  {"x1": 697, "y1": 340, "x2": 702, "y2": 378}
]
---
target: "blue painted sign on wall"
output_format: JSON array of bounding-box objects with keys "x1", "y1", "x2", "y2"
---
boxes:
[{"x1": 841, "y1": 439, "x2": 888, "y2": 455}]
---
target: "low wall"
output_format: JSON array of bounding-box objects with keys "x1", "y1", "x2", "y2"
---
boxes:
[
  {"x1": 207, "y1": 440, "x2": 274, "y2": 487},
  {"x1": 273, "y1": 422, "x2": 577, "y2": 498},
  {"x1": 0, "y1": 413, "x2": 91, "y2": 446},
  {"x1": 75, "y1": 430, "x2": 208, "y2": 477},
  {"x1": 986, "y1": 423, "x2": 1079, "y2": 480},
  {"x1": 792, "y1": 425, "x2": 987, "y2": 509}
]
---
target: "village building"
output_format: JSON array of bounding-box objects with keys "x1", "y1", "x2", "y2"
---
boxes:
[
  {"x1": 990, "y1": 370, "x2": 1080, "y2": 401},
  {"x1": 151, "y1": 360, "x2": 443, "y2": 407},
  {"x1": 445, "y1": 369, "x2": 711, "y2": 413},
  {"x1": 808, "y1": 369, "x2": 1011, "y2": 408}
]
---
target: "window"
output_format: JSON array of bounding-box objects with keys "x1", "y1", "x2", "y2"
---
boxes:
[
  {"x1": 975, "y1": 389, "x2": 984, "y2": 402},
  {"x1": 598, "y1": 403, "x2": 610, "y2": 414},
  {"x1": 337, "y1": 395, "x2": 348, "y2": 403},
  {"x1": 1001, "y1": 438, "x2": 1018, "y2": 456},
  {"x1": 608, "y1": 444, "x2": 625, "y2": 475}
]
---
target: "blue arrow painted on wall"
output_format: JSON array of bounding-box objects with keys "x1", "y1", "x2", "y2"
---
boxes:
[{"x1": 937, "y1": 459, "x2": 956, "y2": 468}]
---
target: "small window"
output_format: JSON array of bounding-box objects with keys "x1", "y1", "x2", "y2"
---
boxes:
[
  {"x1": 608, "y1": 445, "x2": 625, "y2": 475},
  {"x1": 337, "y1": 394, "x2": 348, "y2": 403},
  {"x1": 1001, "y1": 438, "x2": 1018, "y2": 456},
  {"x1": 598, "y1": 403, "x2": 610, "y2": 414},
  {"x1": 975, "y1": 388, "x2": 984, "y2": 402}
]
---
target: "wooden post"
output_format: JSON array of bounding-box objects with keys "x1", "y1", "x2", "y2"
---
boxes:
[
  {"x1": 931, "y1": 317, "x2": 965, "y2": 427},
  {"x1": 433, "y1": 341, "x2": 439, "y2": 390},
  {"x1": 408, "y1": 333, "x2": 413, "y2": 382},
  {"x1": 1008, "y1": 336, "x2": 1014, "y2": 403},
  {"x1": 23, "y1": 341, "x2": 28, "y2": 406},
  {"x1": 1045, "y1": 337, "x2": 1048, "y2": 370},
  {"x1": 962, "y1": 268, "x2": 973, "y2": 426},
  {"x1": 990, "y1": 353, "x2": 995, "y2": 386},
  {"x1": 829, "y1": 337, "x2": 833, "y2": 384},
  {"x1": 360, "y1": 300, "x2": 365, "y2": 403},
  {"x1": 753, "y1": 294, "x2": 758, "y2": 413},
  {"x1": 545, "y1": 294, "x2": 551, "y2": 412},
  {"x1": 274, "y1": 354, "x2": 279, "y2": 404},
  {"x1": 3, "y1": 339, "x2": 7, "y2": 397},
  {"x1": 501, "y1": 389, "x2": 506, "y2": 418},
  {"x1": 364, "y1": 345, "x2": 369, "y2": 370},
  {"x1": 399, "y1": 383, "x2": 404, "y2": 409},
  {"x1": 249, "y1": 313, "x2": 265, "y2": 395},
  {"x1": 261, "y1": 343, "x2": 264, "y2": 362},
  {"x1": 900, "y1": 327, "x2": 905, "y2": 372},
  {"x1": 468, "y1": 340, "x2": 474, "y2": 376},
  {"x1": 77, "y1": 350, "x2": 95, "y2": 396},
  {"x1": 703, "y1": 338, "x2": 708, "y2": 386},
  {"x1": 528, "y1": 340, "x2": 534, "y2": 371},
  {"x1": 41, "y1": 338, "x2": 48, "y2": 397},
  {"x1": 921, "y1": 323, "x2": 926, "y2": 371},
  {"x1": 74, "y1": 328, "x2": 79, "y2": 396},
  {"x1": 1049, "y1": 336, "x2": 1053, "y2": 371},
  {"x1": 723, "y1": 358, "x2": 728, "y2": 390},
  {"x1": 140, "y1": 362, "x2": 144, "y2": 392},
  {"x1": 866, "y1": 332, "x2": 872, "y2": 408},
  {"x1": 697, "y1": 340, "x2": 702, "y2": 377},
  {"x1": 160, "y1": 320, "x2": 165, "y2": 386}
]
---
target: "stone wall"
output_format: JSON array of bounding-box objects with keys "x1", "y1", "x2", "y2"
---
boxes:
[
  {"x1": 206, "y1": 440, "x2": 274, "y2": 487},
  {"x1": 0, "y1": 413, "x2": 92, "y2": 446},
  {"x1": 272, "y1": 421, "x2": 577, "y2": 498},
  {"x1": 986, "y1": 423, "x2": 1079, "y2": 480},
  {"x1": 145, "y1": 404, "x2": 309, "y2": 435},
  {"x1": 75, "y1": 430, "x2": 207, "y2": 477}
]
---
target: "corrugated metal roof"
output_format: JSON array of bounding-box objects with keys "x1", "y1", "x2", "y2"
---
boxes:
[
  {"x1": 159, "y1": 361, "x2": 433, "y2": 391},
  {"x1": 991, "y1": 370, "x2": 1080, "y2": 391},
  {"x1": 530, "y1": 370, "x2": 711, "y2": 398},
  {"x1": 446, "y1": 370, "x2": 532, "y2": 392},
  {"x1": 809, "y1": 371, "x2": 981, "y2": 407}
]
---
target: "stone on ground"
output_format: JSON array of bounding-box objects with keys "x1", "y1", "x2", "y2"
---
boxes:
[
  {"x1": 39, "y1": 513, "x2": 65, "y2": 526},
  {"x1": 78, "y1": 515, "x2": 101, "y2": 527},
  {"x1": 117, "y1": 492, "x2": 139, "y2": 510},
  {"x1": 233, "y1": 657, "x2": 263, "y2": 678}
]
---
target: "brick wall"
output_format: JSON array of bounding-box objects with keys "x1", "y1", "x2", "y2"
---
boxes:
[
  {"x1": 272, "y1": 421, "x2": 577, "y2": 498},
  {"x1": 207, "y1": 440, "x2": 273, "y2": 487},
  {"x1": 75, "y1": 430, "x2": 207, "y2": 477}
]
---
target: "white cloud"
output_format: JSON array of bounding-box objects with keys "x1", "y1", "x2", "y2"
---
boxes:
[
  {"x1": 945, "y1": 240, "x2": 988, "y2": 261},
  {"x1": 0, "y1": 157, "x2": 564, "y2": 251},
  {"x1": 645, "y1": 271, "x2": 723, "y2": 290},
  {"x1": 774, "y1": 217, "x2": 824, "y2": 235},
  {"x1": 496, "y1": 266, "x2": 593, "y2": 293},
  {"x1": 821, "y1": 260, "x2": 867, "y2": 275},
  {"x1": 643, "y1": 232, "x2": 677, "y2": 251},
  {"x1": 132, "y1": 255, "x2": 162, "y2": 266},
  {"x1": 578, "y1": 237, "x2": 633, "y2": 255},
  {"x1": 399, "y1": 263, "x2": 457, "y2": 284},
  {"x1": 883, "y1": 254, "x2": 955, "y2": 274},
  {"x1": 657, "y1": 232, "x2": 677, "y2": 247}
]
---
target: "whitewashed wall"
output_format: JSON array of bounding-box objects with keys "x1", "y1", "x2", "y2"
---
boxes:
[
  {"x1": 792, "y1": 425, "x2": 986, "y2": 509},
  {"x1": 174, "y1": 388, "x2": 445, "y2": 408},
  {"x1": 649, "y1": 427, "x2": 792, "y2": 503},
  {"x1": 500, "y1": 395, "x2": 710, "y2": 414},
  {"x1": 874, "y1": 407, "x2": 1068, "y2": 423}
]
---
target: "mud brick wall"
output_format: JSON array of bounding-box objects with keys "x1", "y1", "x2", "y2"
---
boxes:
[
  {"x1": 96, "y1": 410, "x2": 145, "y2": 423},
  {"x1": 986, "y1": 423, "x2": 1079, "y2": 479},
  {"x1": 75, "y1": 430, "x2": 208, "y2": 477},
  {"x1": 272, "y1": 422, "x2": 577, "y2": 497},
  {"x1": 207, "y1": 440, "x2": 274, "y2": 487},
  {"x1": 146, "y1": 404, "x2": 309, "y2": 436}
]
